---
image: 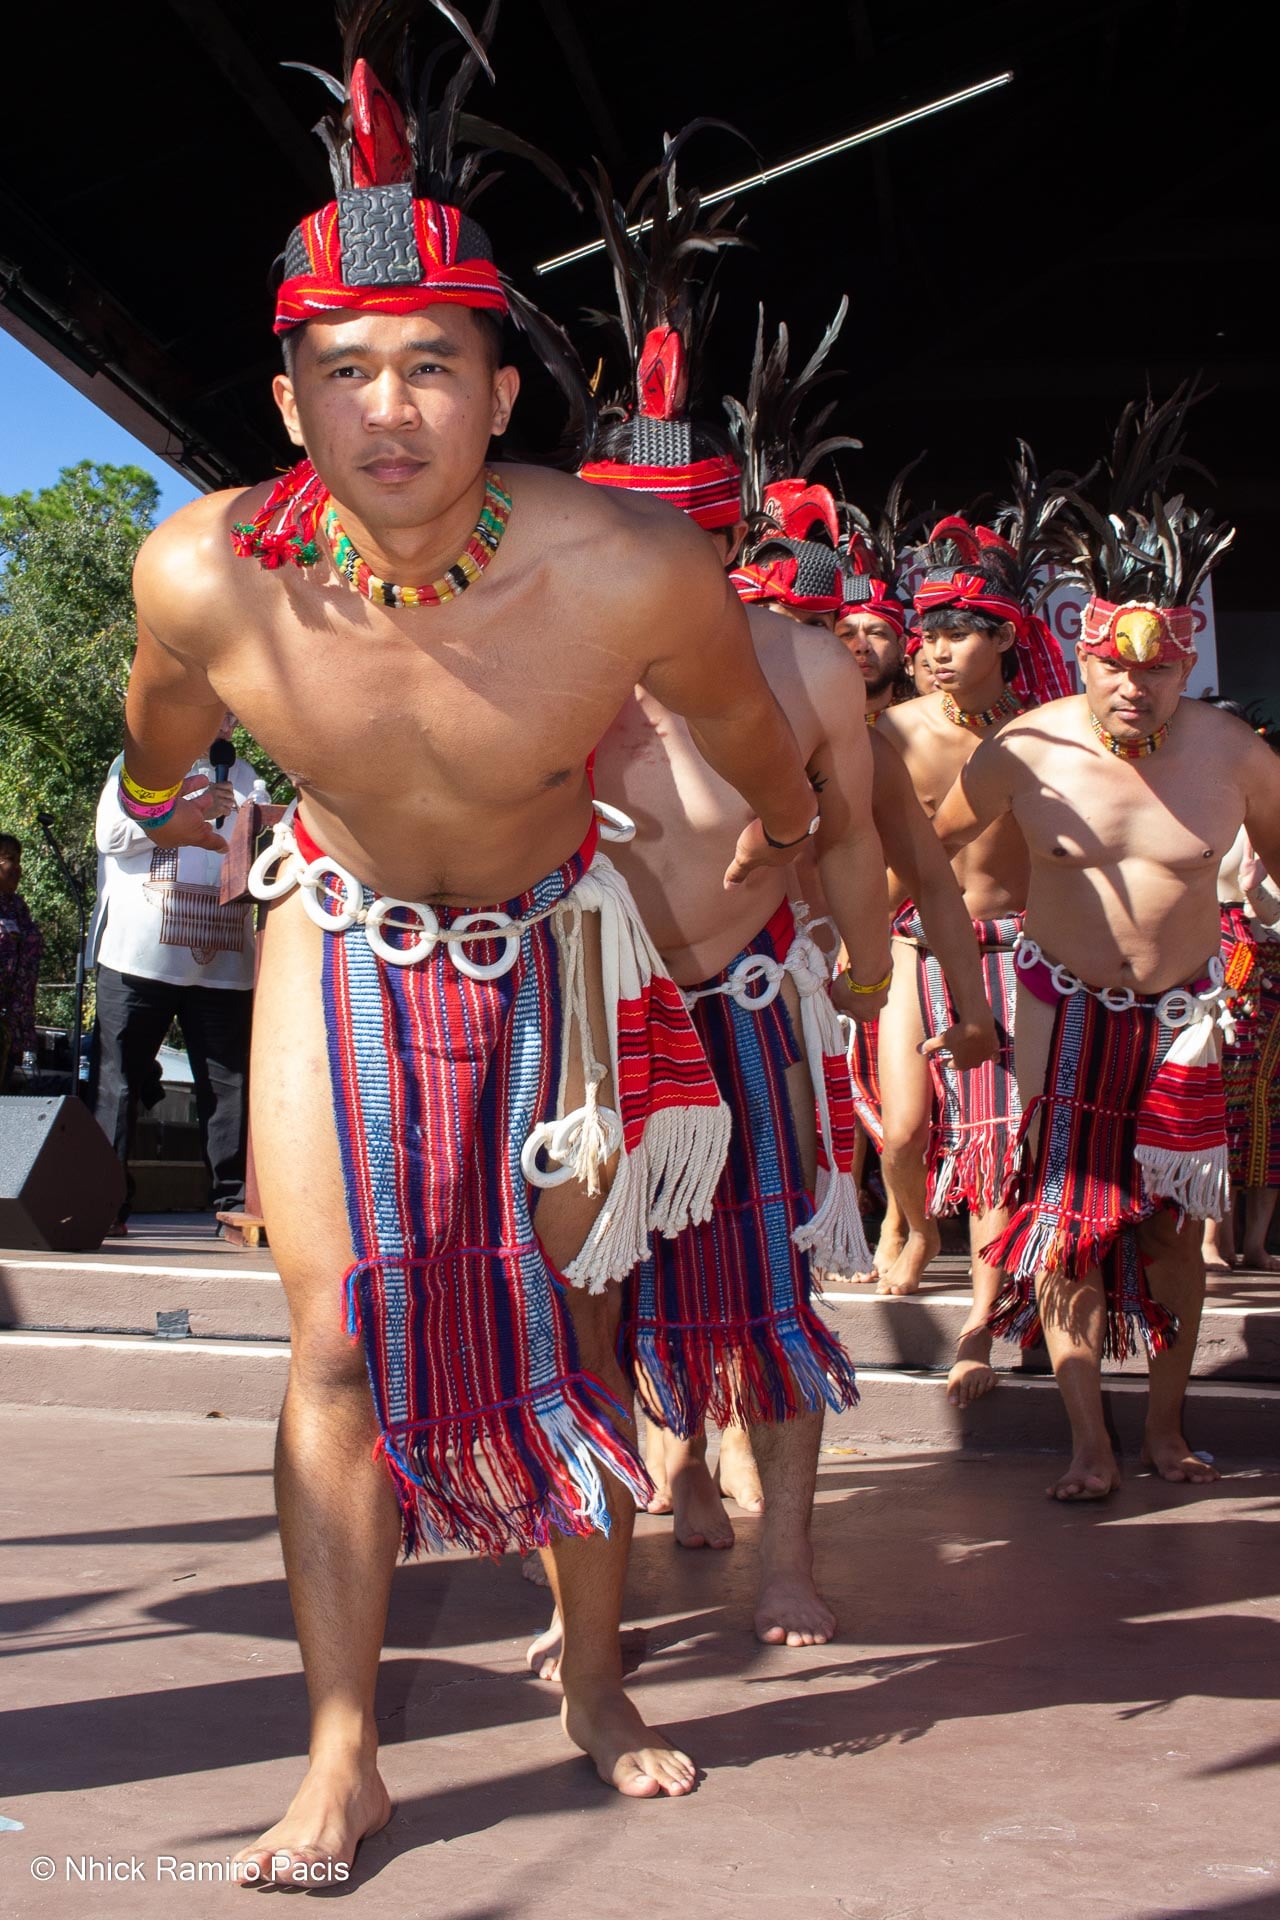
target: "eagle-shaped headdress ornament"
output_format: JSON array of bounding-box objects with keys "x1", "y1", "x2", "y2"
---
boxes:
[
  {"x1": 1060, "y1": 380, "x2": 1233, "y2": 668},
  {"x1": 724, "y1": 301, "x2": 862, "y2": 613}
]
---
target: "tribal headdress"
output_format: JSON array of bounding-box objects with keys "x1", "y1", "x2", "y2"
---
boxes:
[
  {"x1": 724, "y1": 302, "x2": 862, "y2": 612},
  {"x1": 837, "y1": 456, "x2": 924, "y2": 638},
  {"x1": 575, "y1": 128, "x2": 747, "y2": 530},
  {"x1": 236, "y1": 0, "x2": 592, "y2": 569},
  {"x1": 1062, "y1": 382, "x2": 1232, "y2": 667},
  {"x1": 911, "y1": 440, "x2": 1076, "y2": 705}
]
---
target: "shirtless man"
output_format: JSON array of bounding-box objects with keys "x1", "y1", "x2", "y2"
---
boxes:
[
  {"x1": 936, "y1": 560, "x2": 1280, "y2": 1497},
  {"x1": 117, "y1": 69, "x2": 822, "y2": 1880},
  {"x1": 837, "y1": 604, "x2": 908, "y2": 718},
  {"x1": 873, "y1": 544, "x2": 1033, "y2": 1403}
]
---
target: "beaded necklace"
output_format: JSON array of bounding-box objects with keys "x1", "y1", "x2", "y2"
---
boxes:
[
  {"x1": 1088, "y1": 709, "x2": 1170, "y2": 759},
  {"x1": 940, "y1": 687, "x2": 1021, "y2": 733},
  {"x1": 322, "y1": 471, "x2": 512, "y2": 609}
]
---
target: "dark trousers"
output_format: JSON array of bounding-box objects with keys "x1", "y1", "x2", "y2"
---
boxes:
[{"x1": 92, "y1": 967, "x2": 253, "y2": 1218}]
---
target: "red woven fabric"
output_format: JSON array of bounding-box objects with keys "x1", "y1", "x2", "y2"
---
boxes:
[
  {"x1": 274, "y1": 198, "x2": 507, "y2": 334},
  {"x1": 1220, "y1": 904, "x2": 1280, "y2": 1187},
  {"x1": 578, "y1": 456, "x2": 742, "y2": 530}
]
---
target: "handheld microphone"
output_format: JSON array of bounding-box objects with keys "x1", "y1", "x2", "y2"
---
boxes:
[{"x1": 209, "y1": 737, "x2": 236, "y2": 829}]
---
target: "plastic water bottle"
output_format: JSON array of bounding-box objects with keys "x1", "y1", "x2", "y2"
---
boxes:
[{"x1": 250, "y1": 777, "x2": 271, "y2": 805}]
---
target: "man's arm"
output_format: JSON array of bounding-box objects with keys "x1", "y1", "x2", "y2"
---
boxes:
[
  {"x1": 870, "y1": 734, "x2": 997, "y2": 1069},
  {"x1": 799, "y1": 648, "x2": 891, "y2": 1020},
  {"x1": 932, "y1": 735, "x2": 1016, "y2": 858},
  {"x1": 638, "y1": 528, "x2": 818, "y2": 888},
  {"x1": 1241, "y1": 735, "x2": 1280, "y2": 890},
  {"x1": 122, "y1": 524, "x2": 231, "y2": 853}
]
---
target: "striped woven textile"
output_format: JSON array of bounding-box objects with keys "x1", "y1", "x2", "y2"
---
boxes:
[
  {"x1": 897, "y1": 907, "x2": 1022, "y2": 1216},
  {"x1": 984, "y1": 987, "x2": 1202, "y2": 1361},
  {"x1": 1220, "y1": 904, "x2": 1280, "y2": 1189},
  {"x1": 847, "y1": 1016, "x2": 883, "y2": 1151},
  {"x1": 322, "y1": 833, "x2": 663, "y2": 1558},
  {"x1": 621, "y1": 902, "x2": 859, "y2": 1435}
]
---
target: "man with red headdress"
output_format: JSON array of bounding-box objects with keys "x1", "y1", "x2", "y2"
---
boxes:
[
  {"x1": 114, "y1": 12, "x2": 826, "y2": 1878},
  {"x1": 873, "y1": 451, "x2": 1075, "y2": 1411},
  {"x1": 935, "y1": 401, "x2": 1280, "y2": 1499}
]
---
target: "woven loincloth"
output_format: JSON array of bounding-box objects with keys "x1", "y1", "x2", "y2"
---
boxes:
[
  {"x1": 622, "y1": 900, "x2": 862, "y2": 1436},
  {"x1": 1220, "y1": 904, "x2": 1280, "y2": 1189},
  {"x1": 986, "y1": 940, "x2": 1231, "y2": 1362},
  {"x1": 846, "y1": 1017, "x2": 883, "y2": 1151},
  {"x1": 250, "y1": 805, "x2": 731, "y2": 1556},
  {"x1": 895, "y1": 906, "x2": 1022, "y2": 1217}
]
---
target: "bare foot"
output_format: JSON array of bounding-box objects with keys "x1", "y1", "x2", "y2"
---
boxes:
[
  {"x1": 670, "y1": 1457, "x2": 735, "y2": 1549},
  {"x1": 1141, "y1": 1432, "x2": 1222, "y2": 1485},
  {"x1": 1203, "y1": 1250, "x2": 1236, "y2": 1274},
  {"x1": 232, "y1": 1755, "x2": 391, "y2": 1890},
  {"x1": 562, "y1": 1682, "x2": 697, "y2": 1798},
  {"x1": 1047, "y1": 1444, "x2": 1121, "y2": 1501},
  {"x1": 520, "y1": 1551, "x2": 550, "y2": 1589},
  {"x1": 871, "y1": 1221, "x2": 908, "y2": 1283},
  {"x1": 877, "y1": 1222, "x2": 941, "y2": 1296},
  {"x1": 754, "y1": 1562, "x2": 836, "y2": 1647},
  {"x1": 1240, "y1": 1248, "x2": 1280, "y2": 1274},
  {"x1": 641, "y1": 1418, "x2": 673, "y2": 1513},
  {"x1": 715, "y1": 1428, "x2": 765, "y2": 1514},
  {"x1": 528, "y1": 1607, "x2": 563, "y2": 1682},
  {"x1": 947, "y1": 1326, "x2": 998, "y2": 1408}
]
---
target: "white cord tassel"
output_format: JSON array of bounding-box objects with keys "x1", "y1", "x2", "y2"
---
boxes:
[{"x1": 788, "y1": 907, "x2": 873, "y2": 1276}]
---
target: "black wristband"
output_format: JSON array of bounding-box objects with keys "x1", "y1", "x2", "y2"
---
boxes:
[{"x1": 763, "y1": 812, "x2": 821, "y2": 850}]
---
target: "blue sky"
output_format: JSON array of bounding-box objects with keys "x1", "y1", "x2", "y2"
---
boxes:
[{"x1": 0, "y1": 329, "x2": 200, "y2": 522}]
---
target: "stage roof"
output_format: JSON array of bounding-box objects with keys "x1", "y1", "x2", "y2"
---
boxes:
[{"x1": 2, "y1": 0, "x2": 1274, "y2": 603}]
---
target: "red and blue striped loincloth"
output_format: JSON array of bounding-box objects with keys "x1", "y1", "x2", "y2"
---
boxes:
[
  {"x1": 986, "y1": 948, "x2": 1228, "y2": 1361},
  {"x1": 1220, "y1": 904, "x2": 1280, "y2": 1189},
  {"x1": 846, "y1": 1017, "x2": 883, "y2": 1150},
  {"x1": 312, "y1": 815, "x2": 717, "y2": 1557},
  {"x1": 621, "y1": 901, "x2": 859, "y2": 1435},
  {"x1": 896, "y1": 906, "x2": 1022, "y2": 1216}
]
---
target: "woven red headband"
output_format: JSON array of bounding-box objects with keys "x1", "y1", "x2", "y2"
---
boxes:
[
  {"x1": 912, "y1": 570, "x2": 1024, "y2": 626},
  {"x1": 839, "y1": 577, "x2": 908, "y2": 636},
  {"x1": 274, "y1": 196, "x2": 507, "y2": 334},
  {"x1": 578, "y1": 456, "x2": 742, "y2": 530},
  {"x1": 1078, "y1": 596, "x2": 1197, "y2": 666},
  {"x1": 912, "y1": 572, "x2": 1072, "y2": 704}
]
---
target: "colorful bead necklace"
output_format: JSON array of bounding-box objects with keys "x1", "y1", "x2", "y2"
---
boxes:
[
  {"x1": 322, "y1": 470, "x2": 512, "y2": 609},
  {"x1": 940, "y1": 687, "x2": 1022, "y2": 733},
  {"x1": 1088, "y1": 709, "x2": 1170, "y2": 758}
]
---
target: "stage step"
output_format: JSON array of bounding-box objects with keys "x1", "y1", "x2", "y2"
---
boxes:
[
  {"x1": 0, "y1": 1253, "x2": 287, "y2": 1340},
  {"x1": 2, "y1": 1329, "x2": 1278, "y2": 1461}
]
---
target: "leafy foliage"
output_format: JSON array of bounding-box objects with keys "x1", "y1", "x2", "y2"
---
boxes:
[{"x1": 0, "y1": 462, "x2": 285, "y2": 1028}]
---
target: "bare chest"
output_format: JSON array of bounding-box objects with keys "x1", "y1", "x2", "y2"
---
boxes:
[
  {"x1": 211, "y1": 572, "x2": 635, "y2": 806},
  {"x1": 1016, "y1": 758, "x2": 1236, "y2": 873},
  {"x1": 898, "y1": 726, "x2": 974, "y2": 817}
]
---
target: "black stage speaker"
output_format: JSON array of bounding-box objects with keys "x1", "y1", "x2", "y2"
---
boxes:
[{"x1": 0, "y1": 1096, "x2": 125, "y2": 1252}]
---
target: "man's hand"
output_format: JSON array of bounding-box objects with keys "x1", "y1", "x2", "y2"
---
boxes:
[
  {"x1": 829, "y1": 974, "x2": 889, "y2": 1023},
  {"x1": 1239, "y1": 836, "x2": 1267, "y2": 895},
  {"x1": 724, "y1": 815, "x2": 814, "y2": 890},
  {"x1": 921, "y1": 1015, "x2": 999, "y2": 1072},
  {"x1": 144, "y1": 791, "x2": 229, "y2": 854}
]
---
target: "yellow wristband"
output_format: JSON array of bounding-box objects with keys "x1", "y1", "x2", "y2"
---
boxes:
[
  {"x1": 842, "y1": 965, "x2": 892, "y2": 995},
  {"x1": 121, "y1": 766, "x2": 184, "y2": 805}
]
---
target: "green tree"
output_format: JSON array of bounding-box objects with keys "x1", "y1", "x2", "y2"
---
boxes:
[{"x1": 0, "y1": 461, "x2": 285, "y2": 1030}]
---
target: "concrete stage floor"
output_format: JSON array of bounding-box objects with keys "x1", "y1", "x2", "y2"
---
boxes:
[{"x1": 1, "y1": 1408, "x2": 1277, "y2": 1919}]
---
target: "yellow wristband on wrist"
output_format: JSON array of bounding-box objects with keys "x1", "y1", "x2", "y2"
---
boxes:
[
  {"x1": 120, "y1": 766, "x2": 183, "y2": 805},
  {"x1": 842, "y1": 964, "x2": 892, "y2": 995}
]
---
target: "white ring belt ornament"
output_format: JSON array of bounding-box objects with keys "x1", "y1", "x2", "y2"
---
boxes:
[
  {"x1": 593, "y1": 800, "x2": 637, "y2": 844},
  {"x1": 522, "y1": 1121, "x2": 578, "y2": 1188},
  {"x1": 298, "y1": 857, "x2": 363, "y2": 933},
  {"x1": 364, "y1": 896, "x2": 440, "y2": 967},
  {"x1": 1155, "y1": 987, "x2": 1197, "y2": 1029},
  {"x1": 1014, "y1": 938, "x2": 1043, "y2": 972},
  {"x1": 248, "y1": 835, "x2": 301, "y2": 901},
  {"x1": 1049, "y1": 962, "x2": 1083, "y2": 996},
  {"x1": 727, "y1": 954, "x2": 785, "y2": 1009},
  {"x1": 448, "y1": 911, "x2": 521, "y2": 981},
  {"x1": 1099, "y1": 986, "x2": 1137, "y2": 1013},
  {"x1": 521, "y1": 1105, "x2": 622, "y2": 1188}
]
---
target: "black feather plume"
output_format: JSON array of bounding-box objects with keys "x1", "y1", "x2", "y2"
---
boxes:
[{"x1": 724, "y1": 300, "x2": 861, "y2": 525}]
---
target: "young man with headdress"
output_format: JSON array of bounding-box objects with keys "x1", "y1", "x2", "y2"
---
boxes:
[
  {"x1": 117, "y1": 12, "x2": 827, "y2": 1873},
  {"x1": 563, "y1": 199, "x2": 880, "y2": 1639},
  {"x1": 872, "y1": 452, "x2": 1074, "y2": 1416},
  {"x1": 935, "y1": 406, "x2": 1280, "y2": 1498}
]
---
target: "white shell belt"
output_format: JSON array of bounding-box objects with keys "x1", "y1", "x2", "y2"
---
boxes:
[
  {"x1": 1014, "y1": 935, "x2": 1228, "y2": 1031},
  {"x1": 247, "y1": 799, "x2": 637, "y2": 980}
]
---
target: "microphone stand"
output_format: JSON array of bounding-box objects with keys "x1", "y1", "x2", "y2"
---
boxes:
[{"x1": 36, "y1": 813, "x2": 88, "y2": 1101}]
